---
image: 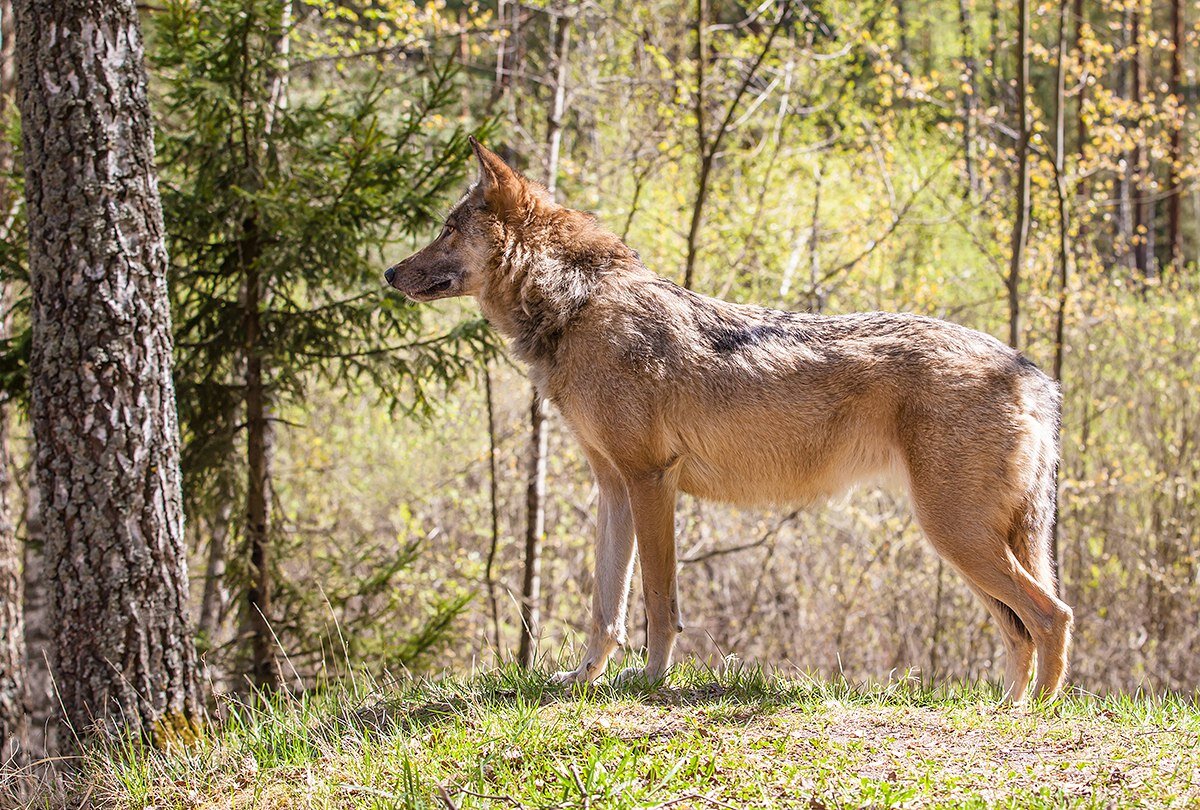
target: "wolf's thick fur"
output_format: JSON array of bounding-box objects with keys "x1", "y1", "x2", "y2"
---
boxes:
[{"x1": 386, "y1": 139, "x2": 1074, "y2": 702}]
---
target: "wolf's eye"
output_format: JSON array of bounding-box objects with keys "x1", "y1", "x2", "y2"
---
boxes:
[{"x1": 442, "y1": 222, "x2": 456, "y2": 237}]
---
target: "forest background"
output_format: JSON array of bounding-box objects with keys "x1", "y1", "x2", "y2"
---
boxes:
[{"x1": 0, "y1": 0, "x2": 1198, "y2": 762}]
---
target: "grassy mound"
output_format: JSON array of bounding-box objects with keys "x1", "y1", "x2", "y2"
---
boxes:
[{"x1": 18, "y1": 664, "x2": 1200, "y2": 808}]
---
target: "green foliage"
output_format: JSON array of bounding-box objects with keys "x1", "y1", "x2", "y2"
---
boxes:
[
  {"x1": 154, "y1": 0, "x2": 493, "y2": 497},
  {"x1": 274, "y1": 531, "x2": 474, "y2": 675},
  {"x1": 150, "y1": 0, "x2": 495, "y2": 679}
]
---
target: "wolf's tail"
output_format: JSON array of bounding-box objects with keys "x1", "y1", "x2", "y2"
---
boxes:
[{"x1": 1009, "y1": 372, "x2": 1063, "y2": 597}]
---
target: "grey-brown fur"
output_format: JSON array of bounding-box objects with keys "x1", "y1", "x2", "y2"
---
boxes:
[{"x1": 386, "y1": 139, "x2": 1074, "y2": 702}]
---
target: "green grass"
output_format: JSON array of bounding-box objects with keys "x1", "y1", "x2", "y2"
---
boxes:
[{"x1": 22, "y1": 662, "x2": 1200, "y2": 809}]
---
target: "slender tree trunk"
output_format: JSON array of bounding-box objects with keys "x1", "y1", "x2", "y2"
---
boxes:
[
  {"x1": 1116, "y1": 6, "x2": 1135, "y2": 274},
  {"x1": 0, "y1": 0, "x2": 27, "y2": 761},
  {"x1": 1167, "y1": 0, "x2": 1184, "y2": 273},
  {"x1": 1051, "y1": 0, "x2": 1072, "y2": 593},
  {"x1": 240, "y1": 226, "x2": 281, "y2": 690},
  {"x1": 518, "y1": 7, "x2": 571, "y2": 669},
  {"x1": 483, "y1": 369, "x2": 502, "y2": 655},
  {"x1": 682, "y1": 1, "x2": 787, "y2": 291},
  {"x1": 518, "y1": 395, "x2": 548, "y2": 668},
  {"x1": 264, "y1": 0, "x2": 291, "y2": 137},
  {"x1": 493, "y1": 0, "x2": 506, "y2": 95},
  {"x1": 958, "y1": 0, "x2": 978, "y2": 198},
  {"x1": 458, "y1": 7, "x2": 470, "y2": 117},
  {"x1": 1008, "y1": 0, "x2": 1031, "y2": 350},
  {"x1": 683, "y1": 160, "x2": 716, "y2": 291},
  {"x1": 0, "y1": 384, "x2": 24, "y2": 762},
  {"x1": 486, "y1": 0, "x2": 526, "y2": 665},
  {"x1": 1154, "y1": 0, "x2": 1187, "y2": 667},
  {"x1": 544, "y1": 12, "x2": 569, "y2": 200},
  {"x1": 196, "y1": 497, "x2": 233, "y2": 692},
  {"x1": 237, "y1": 1, "x2": 290, "y2": 692},
  {"x1": 0, "y1": 405, "x2": 23, "y2": 761},
  {"x1": 808, "y1": 157, "x2": 824, "y2": 312},
  {"x1": 1194, "y1": 186, "x2": 1200, "y2": 273},
  {"x1": 1130, "y1": 3, "x2": 1152, "y2": 279},
  {"x1": 490, "y1": 0, "x2": 517, "y2": 108},
  {"x1": 21, "y1": 479, "x2": 52, "y2": 756},
  {"x1": 683, "y1": 0, "x2": 708, "y2": 291},
  {"x1": 1052, "y1": 2, "x2": 1071, "y2": 384},
  {"x1": 987, "y1": 1, "x2": 1003, "y2": 117},
  {"x1": 243, "y1": 365, "x2": 275, "y2": 690},
  {"x1": 1073, "y1": 0, "x2": 1089, "y2": 249},
  {"x1": 1072, "y1": 0, "x2": 1086, "y2": 152},
  {"x1": 895, "y1": 0, "x2": 911, "y2": 74},
  {"x1": 15, "y1": 0, "x2": 198, "y2": 741},
  {"x1": 198, "y1": 499, "x2": 234, "y2": 644}
]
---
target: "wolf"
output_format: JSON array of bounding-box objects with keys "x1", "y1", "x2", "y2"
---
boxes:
[{"x1": 385, "y1": 138, "x2": 1074, "y2": 702}]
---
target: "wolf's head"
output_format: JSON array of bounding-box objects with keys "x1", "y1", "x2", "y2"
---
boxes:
[
  {"x1": 384, "y1": 137, "x2": 552, "y2": 302},
  {"x1": 386, "y1": 138, "x2": 643, "y2": 361}
]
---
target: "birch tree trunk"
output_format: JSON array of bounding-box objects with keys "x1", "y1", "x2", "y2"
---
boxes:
[
  {"x1": 21, "y1": 480, "x2": 52, "y2": 755},
  {"x1": 14, "y1": 0, "x2": 199, "y2": 741},
  {"x1": 197, "y1": 501, "x2": 233, "y2": 645},
  {"x1": 0, "y1": 414, "x2": 22, "y2": 759},
  {"x1": 518, "y1": 7, "x2": 571, "y2": 669},
  {"x1": 518, "y1": 394, "x2": 548, "y2": 668}
]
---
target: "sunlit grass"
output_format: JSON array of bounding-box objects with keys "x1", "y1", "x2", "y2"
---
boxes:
[{"x1": 14, "y1": 661, "x2": 1200, "y2": 808}]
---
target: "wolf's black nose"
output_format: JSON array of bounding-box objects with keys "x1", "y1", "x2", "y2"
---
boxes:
[{"x1": 384, "y1": 266, "x2": 396, "y2": 285}]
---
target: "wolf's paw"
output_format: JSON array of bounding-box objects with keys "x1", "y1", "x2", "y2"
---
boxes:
[
  {"x1": 611, "y1": 666, "x2": 665, "y2": 689},
  {"x1": 549, "y1": 667, "x2": 591, "y2": 687}
]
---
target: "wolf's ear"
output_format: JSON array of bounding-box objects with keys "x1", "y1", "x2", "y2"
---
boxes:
[{"x1": 470, "y1": 136, "x2": 529, "y2": 217}]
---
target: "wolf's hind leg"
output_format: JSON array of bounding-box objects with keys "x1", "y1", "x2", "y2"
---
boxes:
[
  {"x1": 923, "y1": 525, "x2": 1071, "y2": 702},
  {"x1": 551, "y1": 461, "x2": 636, "y2": 685},
  {"x1": 968, "y1": 548, "x2": 1071, "y2": 701},
  {"x1": 909, "y1": 435, "x2": 1071, "y2": 702},
  {"x1": 967, "y1": 586, "x2": 1036, "y2": 703}
]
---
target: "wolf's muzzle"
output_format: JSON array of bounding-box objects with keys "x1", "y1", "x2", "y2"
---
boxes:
[{"x1": 384, "y1": 266, "x2": 397, "y2": 285}]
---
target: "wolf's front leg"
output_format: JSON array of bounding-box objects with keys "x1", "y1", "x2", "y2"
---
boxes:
[
  {"x1": 551, "y1": 470, "x2": 636, "y2": 685},
  {"x1": 613, "y1": 472, "x2": 680, "y2": 686}
]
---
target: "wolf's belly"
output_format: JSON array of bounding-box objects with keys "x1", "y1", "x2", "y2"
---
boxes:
[{"x1": 672, "y1": 430, "x2": 904, "y2": 507}]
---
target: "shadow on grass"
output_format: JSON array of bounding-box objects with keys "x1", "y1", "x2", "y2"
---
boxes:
[{"x1": 322, "y1": 660, "x2": 999, "y2": 741}]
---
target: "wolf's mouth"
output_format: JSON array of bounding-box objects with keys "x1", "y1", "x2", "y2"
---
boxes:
[{"x1": 413, "y1": 279, "x2": 453, "y2": 298}]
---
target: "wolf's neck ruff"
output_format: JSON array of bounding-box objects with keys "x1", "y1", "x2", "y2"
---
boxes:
[{"x1": 480, "y1": 211, "x2": 641, "y2": 366}]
